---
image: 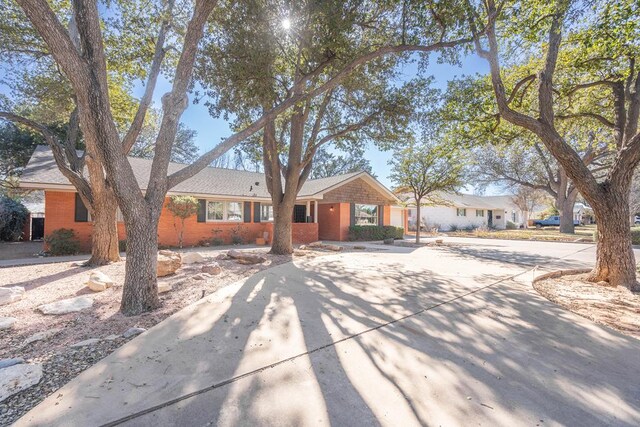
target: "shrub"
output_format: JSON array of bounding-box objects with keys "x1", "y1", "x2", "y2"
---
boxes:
[
  {"x1": 463, "y1": 224, "x2": 476, "y2": 231},
  {"x1": 230, "y1": 224, "x2": 245, "y2": 245},
  {"x1": 506, "y1": 221, "x2": 517, "y2": 230},
  {"x1": 348, "y1": 225, "x2": 404, "y2": 241},
  {"x1": 211, "y1": 237, "x2": 224, "y2": 246},
  {"x1": 45, "y1": 228, "x2": 81, "y2": 255},
  {"x1": 448, "y1": 224, "x2": 459, "y2": 232},
  {"x1": 631, "y1": 228, "x2": 640, "y2": 245},
  {"x1": 0, "y1": 196, "x2": 29, "y2": 241}
]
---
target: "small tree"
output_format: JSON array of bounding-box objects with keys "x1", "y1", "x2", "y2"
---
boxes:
[
  {"x1": 166, "y1": 196, "x2": 199, "y2": 249},
  {"x1": 390, "y1": 141, "x2": 466, "y2": 243},
  {"x1": 511, "y1": 186, "x2": 548, "y2": 226}
]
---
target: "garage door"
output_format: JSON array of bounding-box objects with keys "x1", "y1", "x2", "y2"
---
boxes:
[{"x1": 390, "y1": 208, "x2": 403, "y2": 227}]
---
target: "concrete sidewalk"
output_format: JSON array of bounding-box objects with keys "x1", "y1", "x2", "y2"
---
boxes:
[{"x1": 15, "y1": 242, "x2": 640, "y2": 426}]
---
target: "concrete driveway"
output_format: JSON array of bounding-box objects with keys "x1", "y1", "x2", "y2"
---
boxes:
[{"x1": 15, "y1": 239, "x2": 640, "y2": 426}]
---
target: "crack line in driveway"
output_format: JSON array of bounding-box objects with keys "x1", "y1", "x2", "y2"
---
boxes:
[{"x1": 102, "y1": 245, "x2": 594, "y2": 426}]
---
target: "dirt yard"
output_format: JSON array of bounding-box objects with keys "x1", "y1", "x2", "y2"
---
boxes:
[
  {"x1": 534, "y1": 272, "x2": 640, "y2": 339},
  {"x1": 0, "y1": 246, "x2": 335, "y2": 425}
]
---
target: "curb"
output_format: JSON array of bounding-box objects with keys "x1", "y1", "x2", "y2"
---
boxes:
[{"x1": 531, "y1": 268, "x2": 592, "y2": 284}]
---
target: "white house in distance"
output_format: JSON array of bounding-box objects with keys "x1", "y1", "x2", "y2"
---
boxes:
[{"x1": 394, "y1": 193, "x2": 526, "y2": 231}]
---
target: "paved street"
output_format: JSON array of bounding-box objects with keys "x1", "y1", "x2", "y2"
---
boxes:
[{"x1": 16, "y1": 238, "x2": 640, "y2": 426}]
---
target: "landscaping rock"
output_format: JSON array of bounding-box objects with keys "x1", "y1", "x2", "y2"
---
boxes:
[
  {"x1": 0, "y1": 317, "x2": 17, "y2": 330},
  {"x1": 0, "y1": 286, "x2": 25, "y2": 306},
  {"x1": 37, "y1": 296, "x2": 93, "y2": 315},
  {"x1": 70, "y1": 338, "x2": 100, "y2": 348},
  {"x1": 201, "y1": 263, "x2": 222, "y2": 275},
  {"x1": 216, "y1": 253, "x2": 230, "y2": 260},
  {"x1": 22, "y1": 328, "x2": 62, "y2": 346},
  {"x1": 0, "y1": 363, "x2": 42, "y2": 403},
  {"x1": 0, "y1": 358, "x2": 24, "y2": 369},
  {"x1": 86, "y1": 271, "x2": 114, "y2": 292},
  {"x1": 308, "y1": 242, "x2": 343, "y2": 251},
  {"x1": 157, "y1": 251, "x2": 181, "y2": 277},
  {"x1": 123, "y1": 327, "x2": 146, "y2": 338},
  {"x1": 158, "y1": 282, "x2": 172, "y2": 293},
  {"x1": 104, "y1": 334, "x2": 120, "y2": 341},
  {"x1": 182, "y1": 252, "x2": 205, "y2": 264},
  {"x1": 298, "y1": 245, "x2": 307, "y2": 250},
  {"x1": 227, "y1": 250, "x2": 267, "y2": 265}
]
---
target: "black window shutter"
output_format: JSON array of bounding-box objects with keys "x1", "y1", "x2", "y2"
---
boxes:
[
  {"x1": 243, "y1": 202, "x2": 251, "y2": 223},
  {"x1": 378, "y1": 205, "x2": 384, "y2": 225},
  {"x1": 253, "y1": 202, "x2": 261, "y2": 223},
  {"x1": 74, "y1": 193, "x2": 89, "y2": 222},
  {"x1": 350, "y1": 203, "x2": 356, "y2": 226},
  {"x1": 197, "y1": 199, "x2": 206, "y2": 223}
]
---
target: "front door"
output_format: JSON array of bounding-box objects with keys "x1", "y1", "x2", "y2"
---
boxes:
[
  {"x1": 293, "y1": 205, "x2": 307, "y2": 223},
  {"x1": 487, "y1": 210, "x2": 493, "y2": 227},
  {"x1": 31, "y1": 217, "x2": 45, "y2": 240}
]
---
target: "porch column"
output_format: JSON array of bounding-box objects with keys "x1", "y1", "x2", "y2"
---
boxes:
[
  {"x1": 314, "y1": 200, "x2": 318, "y2": 223},
  {"x1": 306, "y1": 201, "x2": 310, "y2": 223}
]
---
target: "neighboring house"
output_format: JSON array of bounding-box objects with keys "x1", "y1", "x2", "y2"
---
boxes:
[
  {"x1": 19, "y1": 146, "x2": 399, "y2": 250},
  {"x1": 400, "y1": 193, "x2": 526, "y2": 231},
  {"x1": 573, "y1": 203, "x2": 594, "y2": 224}
]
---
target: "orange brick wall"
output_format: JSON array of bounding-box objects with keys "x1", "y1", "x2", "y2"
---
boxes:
[
  {"x1": 383, "y1": 205, "x2": 391, "y2": 226},
  {"x1": 44, "y1": 191, "x2": 318, "y2": 249},
  {"x1": 318, "y1": 202, "x2": 351, "y2": 241},
  {"x1": 44, "y1": 191, "x2": 127, "y2": 251}
]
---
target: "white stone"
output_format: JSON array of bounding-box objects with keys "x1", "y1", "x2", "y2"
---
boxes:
[
  {"x1": 122, "y1": 327, "x2": 146, "y2": 338},
  {"x1": 0, "y1": 363, "x2": 42, "y2": 402},
  {"x1": 37, "y1": 296, "x2": 93, "y2": 315},
  {"x1": 86, "y1": 271, "x2": 114, "y2": 292},
  {"x1": 22, "y1": 328, "x2": 62, "y2": 346},
  {"x1": 0, "y1": 317, "x2": 17, "y2": 330},
  {"x1": 0, "y1": 287, "x2": 25, "y2": 306},
  {"x1": 0, "y1": 358, "x2": 24, "y2": 369},
  {"x1": 201, "y1": 263, "x2": 222, "y2": 275},
  {"x1": 70, "y1": 338, "x2": 100, "y2": 348},
  {"x1": 158, "y1": 282, "x2": 172, "y2": 293},
  {"x1": 157, "y1": 251, "x2": 181, "y2": 277},
  {"x1": 181, "y1": 252, "x2": 205, "y2": 264}
]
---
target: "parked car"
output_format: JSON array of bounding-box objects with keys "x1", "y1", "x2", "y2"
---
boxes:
[
  {"x1": 635, "y1": 215, "x2": 640, "y2": 225},
  {"x1": 532, "y1": 215, "x2": 580, "y2": 228}
]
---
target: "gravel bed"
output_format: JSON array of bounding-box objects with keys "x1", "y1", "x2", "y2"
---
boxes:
[{"x1": 0, "y1": 246, "x2": 339, "y2": 426}]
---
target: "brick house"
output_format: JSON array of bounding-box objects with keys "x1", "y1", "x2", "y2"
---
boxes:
[{"x1": 19, "y1": 146, "x2": 399, "y2": 250}]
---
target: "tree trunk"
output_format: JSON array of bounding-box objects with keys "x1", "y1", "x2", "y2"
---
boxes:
[
  {"x1": 120, "y1": 209, "x2": 161, "y2": 316},
  {"x1": 557, "y1": 191, "x2": 577, "y2": 234},
  {"x1": 415, "y1": 201, "x2": 421, "y2": 244},
  {"x1": 87, "y1": 189, "x2": 120, "y2": 265},
  {"x1": 589, "y1": 193, "x2": 639, "y2": 290},
  {"x1": 270, "y1": 199, "x2": 295, "y2": 255}
]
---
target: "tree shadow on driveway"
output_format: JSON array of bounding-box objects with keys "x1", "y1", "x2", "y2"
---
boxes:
[{"x1": 18, "y1": 248, "x2": 640, "y2": 427}]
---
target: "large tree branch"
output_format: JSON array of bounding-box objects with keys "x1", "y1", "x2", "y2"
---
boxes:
[
  {"x1": 556, "y1": 112, "x2": 615, "y2": 128},
  {"x1": 167, "y1": 37, "x2": 474, "y2": 188},
  {"x1": 121, "y1": 0, "x2": 175, "y2": 154},
  {"x1": 0, "y1": 111, "x2": 93, "y2": 202}
]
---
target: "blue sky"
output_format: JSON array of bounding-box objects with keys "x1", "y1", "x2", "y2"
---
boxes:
[{"x1": 133, "y1": 53, "x2": 490, "y2": 190}]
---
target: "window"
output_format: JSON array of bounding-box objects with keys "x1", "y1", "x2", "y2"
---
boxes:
[
  {"x1": 226, "y1": 202, "x2": 243, "y2": 221},
  {"x1": 261, "y1": 204, "x2": 274, "y2": 221},
  {"x1": 355, "y1": 204, "x2": 378, "y2": 226},
  {"x1": 207, "y1": 201, "x2": 224, "y2": 221},
  {"x1": 206, "y1": 201, "x2": 244, "y2": 221},
  {"x1": 456, "y1": 208, "x2": 466, "y2": 217},
  {"x1": 511, "y1": 211, "x2": 516, "y2": 222},
  {"x1": 476, "y1": 209, "x2": 484, "y2": 217}
]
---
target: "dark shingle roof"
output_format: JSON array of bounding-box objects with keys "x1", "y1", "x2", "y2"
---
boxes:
[{"x1": 19, "y1": 146, "x2": 370, "y2": 199}]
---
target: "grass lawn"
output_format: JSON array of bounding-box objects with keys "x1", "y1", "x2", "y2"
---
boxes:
[{"x1": 435, "y1": 225, "x2": 640, "y2": 245}]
